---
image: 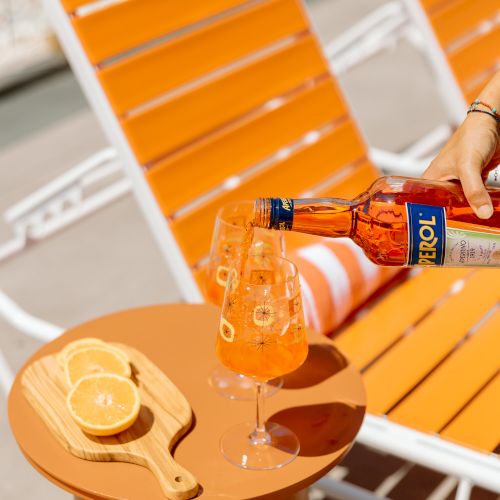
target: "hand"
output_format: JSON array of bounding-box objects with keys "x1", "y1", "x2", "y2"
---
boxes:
[{"x1": 423, "y1": 112, "x2": 500, "y2": 219}]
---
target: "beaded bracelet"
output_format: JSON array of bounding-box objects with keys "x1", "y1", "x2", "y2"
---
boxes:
[
  {"x1": 467, "y1": 108, "x2": 500, "y2": 123},
  {"x1": 470, "y1": 99, "x2": 498, "y2": 115}
]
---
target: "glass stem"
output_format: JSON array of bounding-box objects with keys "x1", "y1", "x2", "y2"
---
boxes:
[{"x1": 251, "y1": 382, "x2": 271, "y2": 446}]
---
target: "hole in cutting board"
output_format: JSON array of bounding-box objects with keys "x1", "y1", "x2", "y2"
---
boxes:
[{"x1": 175, "y1": 476, "x2": 183, "y2": 482}]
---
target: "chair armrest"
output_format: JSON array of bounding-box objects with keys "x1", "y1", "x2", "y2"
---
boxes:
[
  {"x1": 0, "y1": 289, "x2": 64, "y2": 342},
  {"x1": 4, "y1": 147, "x2": 117, "y2": 224}
]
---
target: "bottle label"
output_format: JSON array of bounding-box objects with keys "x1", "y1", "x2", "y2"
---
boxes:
[
  {"x1": 406, "y1": 203, "x2": 445, "y2": 266},
  {"x1": 406, "y1": 203, "x2": 500, "y2": 266},
  {"x1": 270, "y1": 198, "x2": 294, "y2": 230},
  {"x1": 444, "y1": 222, "x2": 500, "y2": 266}
]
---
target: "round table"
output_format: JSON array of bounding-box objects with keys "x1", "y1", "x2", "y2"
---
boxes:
[{"x1": 8, "y1": 304, "x2": 365, "y2": 500}]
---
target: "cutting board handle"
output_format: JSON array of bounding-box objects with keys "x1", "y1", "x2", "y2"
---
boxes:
[{"x1": 146, "y1": 446, "x2": 199, "y2": 500}]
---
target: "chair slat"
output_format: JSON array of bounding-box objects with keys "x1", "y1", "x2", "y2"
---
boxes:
[
  {"x1": 364, "y1": 270, "x2": 500, "y2": 414},
  {"x1": 389, "y1": 308, "x2": 500, "y2": 432},
  {"x1": 420, "y1": 0, "x2": 450, "y2": 12},
  {"x1": 449, "y1": 24, "x2": 500, "y2": 87},
  {"x1": 429, "y1": 0, "x2": 499, "y2": 47},
  {"x1": 99, "y1": 0, "x2": 309, "y2": 115},
  {"x1": 171, "y1": 120, "x2": 366, "y2": 266},
  {"x1": 61, "y1": 0, "x2": 94, "y2": 11},
  {"x1": 73, "y1": 0, "x2": 248, "y2": 63},
  {"x1": 122, "y1": 35, "x2": 328, "y2": 165},
  {"x1": 463, "y1": 67, "x2": 498, "y2": 103},
  {"x1": 441, "y1": 374, "x2": 500, "y2": 453},
  {"x1": 146, "y1": 79, "x2": 347, "y2": 215},
  {"x1": 333, "y1": 268, "x2": 471, "y2": 369}
]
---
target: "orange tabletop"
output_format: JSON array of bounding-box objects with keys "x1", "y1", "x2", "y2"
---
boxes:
[{"x1": 8, "y1": 304, "x2": 365, "y2": 500}]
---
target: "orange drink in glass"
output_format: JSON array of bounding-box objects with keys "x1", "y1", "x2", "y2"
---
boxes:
[{"x1": 217, "y1": 255, "x2": 308, "y2": 470}]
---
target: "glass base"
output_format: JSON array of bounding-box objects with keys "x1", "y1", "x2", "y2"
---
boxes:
[
  {"x1": 220, "y1": 421, "x2": 300, "y2": 470},
  {"x1": 208, "y1": 365, "x2": 283, "y2": 400}
]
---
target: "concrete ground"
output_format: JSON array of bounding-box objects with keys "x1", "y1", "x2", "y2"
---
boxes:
[{"x1": 0, "y1": 1, "x2": 497, "y2": 499}]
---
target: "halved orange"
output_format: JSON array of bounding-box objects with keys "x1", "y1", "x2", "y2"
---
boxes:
[
  {"x1": 65, "y1": 346, "x2": 131, "y2": 387},
  {"x1": 67, "y1": 373, "x2": 140, "y2": 436}
]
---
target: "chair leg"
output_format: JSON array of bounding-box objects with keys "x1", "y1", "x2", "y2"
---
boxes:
[
  {"x1": 455, "y1": 479, "x2": 472, "y2": 500},
  {"x1": 0, "y1": 348, "x2": 14, "y2": 396}
]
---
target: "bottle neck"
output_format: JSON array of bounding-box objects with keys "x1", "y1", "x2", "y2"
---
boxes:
[{"x1": 254, "y1": 197, "x2": 355, "y2": 238}]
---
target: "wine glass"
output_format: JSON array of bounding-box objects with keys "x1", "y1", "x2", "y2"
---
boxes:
[
  {"x1": 206, "y1": 202, "x2": 285, "y2": 400},
  {"x1": 217, "y1": 255, "x2": 308, "y2": 469}
]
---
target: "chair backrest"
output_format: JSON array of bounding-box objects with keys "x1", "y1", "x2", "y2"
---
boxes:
[
  {"x1": 44, "y1": 0, "x2": 379, "y2": 300},
  {"x1": 408, "y1": 0, "x2": 499, "y2": 119}
]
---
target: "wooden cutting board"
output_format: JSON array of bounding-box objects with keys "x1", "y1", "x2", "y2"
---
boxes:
[{"x1": 21, "y1": 343, "x2": 198, "y2": 500}]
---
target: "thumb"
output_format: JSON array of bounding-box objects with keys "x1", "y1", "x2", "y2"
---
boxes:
[{"x1": 459, "y1": 164, "x2": 493, "y2": 219}]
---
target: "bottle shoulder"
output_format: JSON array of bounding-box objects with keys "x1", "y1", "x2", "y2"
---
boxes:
[
  {"x1": 367, "y1": 176, "x2": 455, "y2": 194},
  {"x1": 369, "y1": 175, "x2": 499, "y2": 196}
]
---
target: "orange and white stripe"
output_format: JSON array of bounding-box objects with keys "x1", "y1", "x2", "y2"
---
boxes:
[{"x1": 291, "y1": 237, "x2": 399, "y2": 335}]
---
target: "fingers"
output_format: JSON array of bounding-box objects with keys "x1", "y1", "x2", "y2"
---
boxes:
[
  {"x1": 423, "y1": 158, "x2": 458, "y2": 182},
  {"x1": 458, "y1": 163, "x2": 493, "y2": 219},
  {"x1": 422, "y1": 162, "x2": 437, "y2": 180}
]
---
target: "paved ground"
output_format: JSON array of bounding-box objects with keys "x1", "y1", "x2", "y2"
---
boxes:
[{"x1": 0, "y1": 1, "x2": 497, "y2": 499}]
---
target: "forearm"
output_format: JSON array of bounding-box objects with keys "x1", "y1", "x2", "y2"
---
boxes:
[
  {"x1": 473, "y1": 71, "x2": 500, "y2": 134},
  {"x1": 476, "y1": 71, "x2": 500, "y2": 108}
]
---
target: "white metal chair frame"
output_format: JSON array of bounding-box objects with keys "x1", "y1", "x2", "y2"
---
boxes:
[
  {"x1": 325, "y1": 0, "x2": 500, "y2": 178},
  {"x1": 326, "y1": 0, "x2": 458, "y2": 182},
  {"x1": 0, "y1": 147, "x2": 129, "y2": 262},
  {"x1": 0, "y1": 289, "x2": 64, "y2": 395}
]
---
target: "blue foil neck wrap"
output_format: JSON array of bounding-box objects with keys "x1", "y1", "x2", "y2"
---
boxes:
[{"x1": 269, "y1": 198, "x2": 294, "y2": 230}]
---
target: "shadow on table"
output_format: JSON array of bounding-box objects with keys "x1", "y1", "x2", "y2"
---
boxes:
[
  {"x1": 86, "y1": 405, "x2": 155, "y2": 444},
  {"x1": 269, "y1": 402, "x2": 365, "y2": 457},
  {"x1": 282, "y1": 343, "x2": 348, "y2": 389}
]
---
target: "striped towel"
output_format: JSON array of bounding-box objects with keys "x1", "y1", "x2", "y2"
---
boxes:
[{"x1": 291, "y1": 238, "x2": 400, "y2": 335}]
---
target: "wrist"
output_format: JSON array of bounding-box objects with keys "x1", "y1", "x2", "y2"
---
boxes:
[{"x1": 465, "y1": 108, "x2": 500, "y2": 136}]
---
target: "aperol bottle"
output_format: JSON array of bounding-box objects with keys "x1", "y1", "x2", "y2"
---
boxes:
[{"x1": 253, "y1": 176, "x2": 500, "y2": 267}]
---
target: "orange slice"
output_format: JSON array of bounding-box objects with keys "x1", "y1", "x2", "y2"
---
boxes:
[
  {"x1": 67, "y1": 373, "x2": 140, "y2": 436},
  {"x1": 65, "y1": 346, "x2": 131, "y2": 387},
  {"x1": 57, "y1": 338, "x2": 106, "y2": 367},
  {"x1": 58, "y1": 338, "x2": 130, "y2": 369},
  {"x1": 103, "y1": 343, "x2": 130, "y2": 364}
]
